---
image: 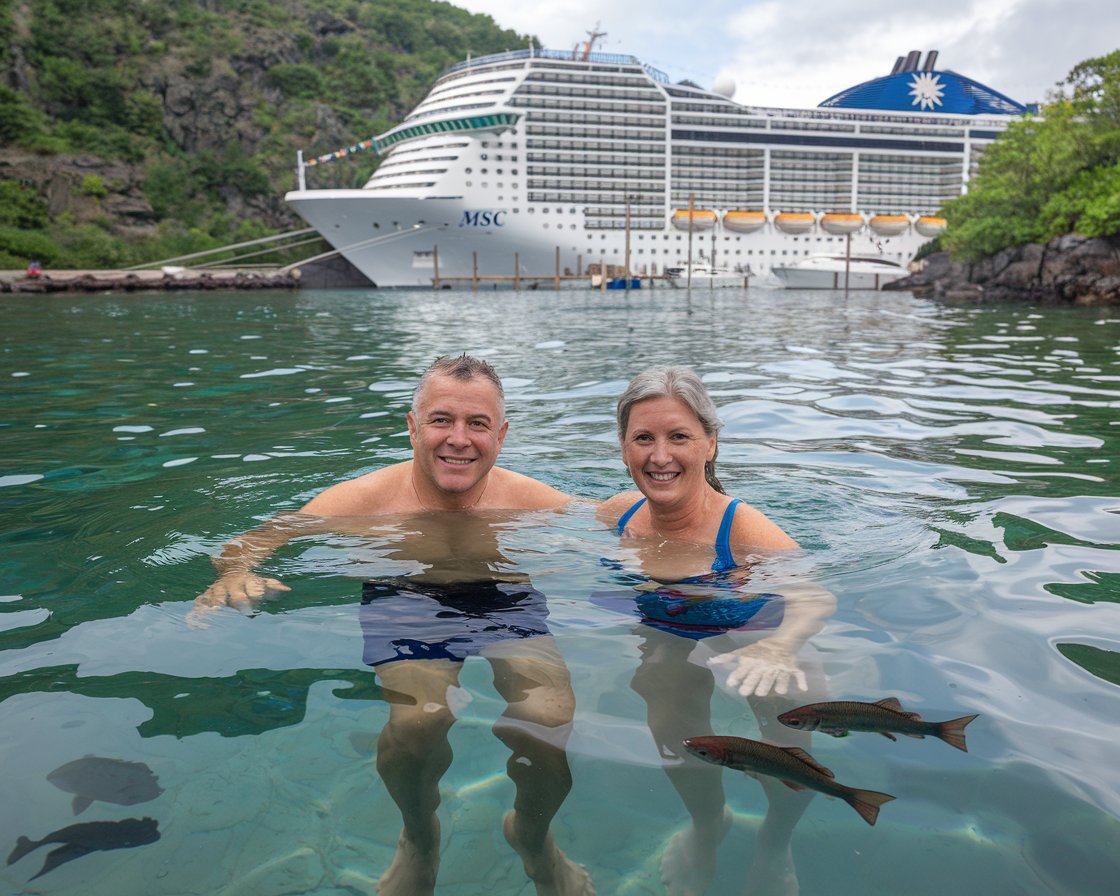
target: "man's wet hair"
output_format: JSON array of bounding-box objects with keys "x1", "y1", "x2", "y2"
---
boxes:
[{"x1": 412, "y1": 354, "x2": 506, "y2": 420}]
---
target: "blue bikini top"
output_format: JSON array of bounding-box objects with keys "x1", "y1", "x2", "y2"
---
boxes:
[{"x1": 615, "y1": 497, "x2": 742, "y2": 573}]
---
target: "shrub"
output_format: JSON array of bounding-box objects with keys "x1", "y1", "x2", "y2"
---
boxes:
[
  {"x1": 0, "y1": 226, "x2": 60, "y2": 266},
  {"x1": 79, "y1": 175, "x2": 109, "y2": 198},
  {"x1": 265, "y1": 63, "x2": 324, "y2": 99},
  {"x1": 0, "y1": 182, "x2": 50, "y2": 229}
]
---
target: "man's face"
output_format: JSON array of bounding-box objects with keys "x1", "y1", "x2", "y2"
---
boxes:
[{"x1": 406, "y1": 374, "x2": 508, "y2": 500}]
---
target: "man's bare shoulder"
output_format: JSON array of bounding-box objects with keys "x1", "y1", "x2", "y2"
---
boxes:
[
  {"x1": 485, "y1": 467, "x2": 571, "y2": 510},
  {"x1": 596, "y1": 490, "x2": 644, "y2": 525},
  {"x1": 300, "y1": 463, "x2": 412, "y2": 516}
]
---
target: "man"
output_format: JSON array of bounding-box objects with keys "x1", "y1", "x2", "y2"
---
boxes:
[{"x1": 194, "y1": 355, "x2": 594, "y2": 896}]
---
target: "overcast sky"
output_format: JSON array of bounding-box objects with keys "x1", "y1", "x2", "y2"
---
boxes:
[{"x1": 453, "y1": 0, "x2": 1120, "y2": 109}]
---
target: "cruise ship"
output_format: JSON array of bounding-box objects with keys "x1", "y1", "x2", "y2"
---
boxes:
[{"x1": 285, "y1": 42, "x2": 1029, "y2": 287}]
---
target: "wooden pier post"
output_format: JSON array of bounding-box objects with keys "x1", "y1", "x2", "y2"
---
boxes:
[
  {"x1": 515, "y1": 253, "x2": 520, "y2": 291},
  {"x1": 555, "y1": 247, "x2": 560, "y2": 291},
  {"x1": 687, "y1": 192, "x2": 695, "y2": 292},
  {"x1": 433, "y1": 245, "x2": 440, "y2": 289},
  {"x1": 624, "y1": 197, "x2": 632, "y2": 293},
  {"x1": 472, "y1": 252, "x2": 478, "y2": 292}
]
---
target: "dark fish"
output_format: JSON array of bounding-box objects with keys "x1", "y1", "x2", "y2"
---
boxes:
[
  {"x1": 47, "y1": 756, "x2": 163, "y2": 814},
  {"x1": 682, "y1": 735, "x2": 895, "y2": 826},
  {"x1": 7, "y1": 817, "x2": 160, "y2": 880},
  {"x1": 777, "y1": 698, "x2": 979, "y2": 752}
]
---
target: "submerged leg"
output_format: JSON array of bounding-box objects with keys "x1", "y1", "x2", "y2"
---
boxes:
[
  {"x1": 737, "y1": 656, "x2": 828, "y2": 896},
  {"x1": 631, "y1": 632, "x2": 729, "y2": 896},
  {"x1": 373, "y1": 658, "x2": 463, "y2": 896},
  {"x1": 486, "y1": 637, "x2": 595, "y2": 896}
]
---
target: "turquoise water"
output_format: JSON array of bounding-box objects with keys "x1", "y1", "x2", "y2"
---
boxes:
[{"x1": 1, "y1": 287, "x2": 1119, "y2": 894}]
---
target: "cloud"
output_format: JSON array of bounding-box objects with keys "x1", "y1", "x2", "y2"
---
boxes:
[{"x1": 452, "y1": 0, "x2": 1120, "y2": 108}]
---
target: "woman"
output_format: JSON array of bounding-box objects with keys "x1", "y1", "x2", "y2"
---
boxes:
[{"x1": 597, "y1": 366, "x2": 834, "y2": 896}]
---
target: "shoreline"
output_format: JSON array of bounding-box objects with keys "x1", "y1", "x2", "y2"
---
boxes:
[
  {"x1": 884, "y1": 235, "x2": 1120, "y2": 306},
  {"x1": 0, "y1": 267, "x2": 301, "y2": 294}
]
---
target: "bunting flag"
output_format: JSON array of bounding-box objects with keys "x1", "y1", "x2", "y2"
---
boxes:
[{"x1": 305, "y1": 138, "x2": 378, "y2": 167}]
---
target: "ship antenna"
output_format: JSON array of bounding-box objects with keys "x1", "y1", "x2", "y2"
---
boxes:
[{"x1": 580, "y1": 23, "x2": 606, "y2": 61}]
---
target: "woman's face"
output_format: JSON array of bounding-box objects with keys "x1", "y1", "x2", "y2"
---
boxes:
[{"x1": 621, "y1": 396, "x2": 717, "y2": 505}]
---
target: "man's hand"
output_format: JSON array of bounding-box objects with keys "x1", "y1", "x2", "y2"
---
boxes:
[
  {"x1": 708, "y1": 639, "x2": 808, "y2": 697},
  {"x1": 188, "y1": 571, "x2": 290, "y2": 627}
]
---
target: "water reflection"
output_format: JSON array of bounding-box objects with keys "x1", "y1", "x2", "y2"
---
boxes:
[
  {"x1": 0, "y1": 663, "x2": 383, "y2": 738},
  {"x1": 1, "y1": 288, "x2": 1118, "y2": 894}
]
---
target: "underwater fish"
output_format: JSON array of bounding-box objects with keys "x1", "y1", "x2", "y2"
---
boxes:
[
  {"x1": 777, "y1": 698, "x2": 979, "y2": 752},
  {"x1": 47, "y1": 755, "x2": 163, "y2": 814},
  {"x1": 7, "y1": 817, "x2": 160, "y2": 880},
  {"x1": 682, "y1": 735, "x2": 895, "y2": 826}
]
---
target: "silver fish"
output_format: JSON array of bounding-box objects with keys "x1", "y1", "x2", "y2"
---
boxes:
[
  {"x1": 683, "y1": 735, "x2": 895, "y2": 826},
  {"x1": 777, "y1": 698, "x2": 979, "y2": 752}
]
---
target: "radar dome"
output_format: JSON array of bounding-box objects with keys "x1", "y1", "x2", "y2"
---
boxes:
[{"x1": 712, "y1": 76, "x2": 736, "y2": 98}]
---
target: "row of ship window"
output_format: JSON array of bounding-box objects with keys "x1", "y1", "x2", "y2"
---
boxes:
[
  {"x1": 517, "y1": 86, "x2": 664, "y2": 100},
  {"x1": 523, "y1": 71, "x2": 661, "y2": 88},
  {"x1": 423, "y1": 76, "x2": 517, "y2": 100},
  {"x1": 512, "y1": 101, "x2": 667, "y2": 119}
]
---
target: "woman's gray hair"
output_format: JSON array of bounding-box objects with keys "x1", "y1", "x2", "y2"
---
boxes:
[
  {"x1": 616, "y1": 366, "x2": 726, "y2": 494},
  {"x1": 411, "y1": 354, "x2": 506, "y2": 420}
]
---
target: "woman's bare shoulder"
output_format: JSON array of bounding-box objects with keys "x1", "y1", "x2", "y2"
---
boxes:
[{"x1": 730, "y1": 500, "x2": 799, "y2": 550}]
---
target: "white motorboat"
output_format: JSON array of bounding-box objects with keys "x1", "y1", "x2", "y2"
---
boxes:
[
  {"x1": 771, "y1": 254, "x2": 909, "y2": 290},
  {"x1": 664, "y1": 266, "x2": 749, "y2": 289}
]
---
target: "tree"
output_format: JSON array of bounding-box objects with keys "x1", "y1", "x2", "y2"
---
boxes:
[{"x1": 943, "y1": 50, "x2": 1120, "y2": 258}]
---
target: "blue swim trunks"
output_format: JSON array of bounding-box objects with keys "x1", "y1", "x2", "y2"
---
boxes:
[{"x1": 360, "y1": 579, "x2": 552, "y2": 666}]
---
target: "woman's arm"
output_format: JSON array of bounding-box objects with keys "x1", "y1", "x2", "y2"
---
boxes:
[{"x1": 708, "y1": 582, "x2": 836, "y2": 697}]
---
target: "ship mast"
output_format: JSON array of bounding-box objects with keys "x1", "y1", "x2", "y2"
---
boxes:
[{"x1": 574, "y1": 24, "x2": 606, "y2": 61}]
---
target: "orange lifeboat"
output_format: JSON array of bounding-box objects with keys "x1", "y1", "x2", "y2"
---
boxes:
[
  {"x1": 671, "y1": 209, "x2": 718, "y2": 231},
  {"x1": 774, "y1": 212, "x2": 816, "y2": 234},
  {"x1": 722, "y1": 210, "x2": 767, "y2": 233},
  {"x1": 869, "y1": 214, "x2": 911, "y2": 236},
  {"x1": 820, "y1": 213, "x2": 864, "y2": 235},
  {"x1": 915, "y1": 215, "x2": 947, "y2": 237}
]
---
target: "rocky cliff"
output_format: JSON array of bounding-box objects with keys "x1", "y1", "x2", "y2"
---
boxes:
[
  {"x1": 887, "y1": 235, "x2": 1120, "y2": 306},
  {"x1": 0, "y1": 1, "x2": 529, "y2": 266}
]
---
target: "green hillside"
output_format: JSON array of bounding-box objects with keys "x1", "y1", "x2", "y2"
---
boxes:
[{"x1": 0, "y1": 0, "x2": 531, "y2": 268}]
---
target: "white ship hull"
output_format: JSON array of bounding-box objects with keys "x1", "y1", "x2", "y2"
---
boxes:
[{"x1": 285, "y1": 48, "x2": 1025, "y2": 289}]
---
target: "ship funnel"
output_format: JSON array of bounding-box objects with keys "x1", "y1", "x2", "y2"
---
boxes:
[
  {"x1": 891, "y1": 56, "x2": 905, "y2": 75},
  {"x1": 923, "y1": 50, "x2": 939, "y2": 71},
  {"x1": 903, "y1": 50, "x2": 921, "y2": 71}
]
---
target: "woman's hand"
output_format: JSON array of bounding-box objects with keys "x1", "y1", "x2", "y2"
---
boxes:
[{"x1": 708, "y1": 639, "x2": 807, "y2": 697}]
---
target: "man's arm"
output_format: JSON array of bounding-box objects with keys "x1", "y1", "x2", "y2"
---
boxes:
[{"x1": 190, "y1": 513, "x2": 329, "y2": 622}]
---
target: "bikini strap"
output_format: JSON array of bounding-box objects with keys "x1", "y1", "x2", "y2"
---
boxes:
[
  {"x1": 616, "y1": 497, "x2": 647, "y2": 535},
  {"x1": 713, "y1": 498, "x2": 743, "y2": 571}
]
